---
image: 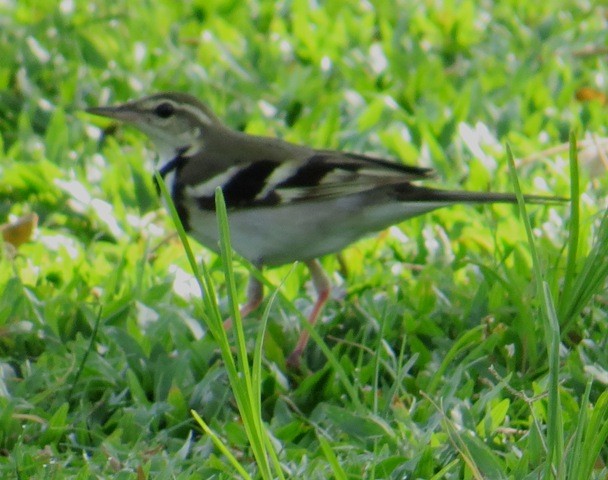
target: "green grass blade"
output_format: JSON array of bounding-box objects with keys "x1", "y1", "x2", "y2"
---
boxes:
[
  {"x1": 559, "y1": 209, "x2": 608, "y2": 332},
  {"x1": 215, "y1": 188, "x2": 252, "y2": 381},
  {"x1": 542, "y1": 281, "x2": 564, "y2": 476},
  {"x1": 560, "y1": 131, "x2": 580, "y2": 312},
  {"x1": 153, "y1": 171, "x2": 225, "y2": 340},
  {"x1": 426, "y1": 394, "x2": 506, "y2": 480},
  {"x1": 157, "y1": 174, "x2": 283, "y2": 479},
  {"x1": 426, "y1": 325, "x2": 484, "y2": 396},
  {"x1": 67, "y1": 306, "x2": 103, "y2": 404},
  {"x1": 317, "y1": 432, "x2": 348, "y2": 480},
  {"x1": 580, "y1": 390, "x2": 608, "y2": 479},
  {"x1": 156, "y1": 173, "x2": 241, "y2": 388},
  {"x1": 214, "y1": 187, "x2": 285, "y2": 480},
  {"x1": 557, "y1": 133, "x2": 608, "y2": 334},
  {"x1": 566, "y1": 380, "x2": 591, "y2": 480},
  {"x1": 294, "y1": 310, "x2": 363, "y2": 409},
  {"x1": 506, "y1": 144, "x2": 563, "y2": 477},
  {"x1": 191, "y1": 410, "x2": 253, "y2": 480}
]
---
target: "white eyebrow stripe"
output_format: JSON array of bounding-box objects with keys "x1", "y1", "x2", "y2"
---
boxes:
[
  {"x1": 181, "y1": 103, "x2": 214, "y2": 126},
  {"x1": 185, "y1": 165, "x2": 242, "y2": 198},
  {"x1": 255, "y1": 162, "x2": 301, "y2": 199}
]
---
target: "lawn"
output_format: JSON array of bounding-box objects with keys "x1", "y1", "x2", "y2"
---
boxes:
[{"x1": 1, "y1": 0, "x2": 607, "y2": 478}]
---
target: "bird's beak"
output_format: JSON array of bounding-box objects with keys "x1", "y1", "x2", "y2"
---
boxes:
[{"x1": 86, "y1": 104, "x2": 139, "y2": 123}]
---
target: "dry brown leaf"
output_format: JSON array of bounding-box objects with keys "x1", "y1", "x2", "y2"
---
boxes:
[
  {"x1": 575, "y1": 87, "x2": 607, "y2": 105},
  {"x1": 1, "y1": 213, "x2": 38, "y2": 248}
]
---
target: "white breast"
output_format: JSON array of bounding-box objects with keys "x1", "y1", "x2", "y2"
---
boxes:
[{"x1": 184, "y1": 192, "x2": 446, "y2": 266}]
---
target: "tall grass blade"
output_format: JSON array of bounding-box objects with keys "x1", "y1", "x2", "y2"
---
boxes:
[
  {"x1": 214, "y1": 187, "x2": 285, "y2": 480},
  {"x1": 155, "y1": 173, "x2": 284, "y2": 479},
  {"x1": 506, "y1": 145, "x2": 563, "y2": 477}
]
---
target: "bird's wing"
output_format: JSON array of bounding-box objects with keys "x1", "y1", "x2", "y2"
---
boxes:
[
  {"x1": 271, "y1": 151, "x2": 436, "y2": 202},
  {"x1": 182, "y1": 139, "x2": 434, "y2": 209},
  {"x1": 183, "y1": 150, "x2": 436, "y2": 210},
  {"x1": 179, "y1": 146, "x2": 565, "y2": 211}
]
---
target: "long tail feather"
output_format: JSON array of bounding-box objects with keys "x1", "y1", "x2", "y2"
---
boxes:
[{"x1": 394, "y1": 184, "x2": 567, "y2": 205}]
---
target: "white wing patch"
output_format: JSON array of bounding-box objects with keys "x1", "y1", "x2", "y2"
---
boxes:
[
  {"x1": 356, "y1": 168, "x2": 409, "y2": 178},
  {"x1": 255, "y1": 162, "x2": 300, "y2": 200},
  {"x1": 185, "y1": 152, "x2": 432, "y2": 209},
  {"x1": 186, "y1": 165, "x2": 242, "y2": 197},
  {"x1": 273, "y1": 167, "x2": 385, "y2": 203}
]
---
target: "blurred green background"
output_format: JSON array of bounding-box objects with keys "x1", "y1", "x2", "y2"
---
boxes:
[{"x1": 1, "y1": 0, "x2": 607, "y2": 478}]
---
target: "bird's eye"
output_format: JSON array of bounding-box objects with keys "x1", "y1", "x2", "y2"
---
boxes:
[{"x1": 154, "y1": 102, "x2": 175, "y2": 118}]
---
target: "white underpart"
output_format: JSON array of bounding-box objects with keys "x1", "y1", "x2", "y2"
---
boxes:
[{"x1": 185, "y1": 192, "x2": 451, "y2": 266}]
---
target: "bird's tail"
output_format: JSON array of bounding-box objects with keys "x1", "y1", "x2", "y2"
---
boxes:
[{"x1": 394, "y1": 183, "x2": 568, "y2": 205}]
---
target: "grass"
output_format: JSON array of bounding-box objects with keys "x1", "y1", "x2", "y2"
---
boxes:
[{"x1": 1, "y1": 0, "x2": 608, "y2": 478}]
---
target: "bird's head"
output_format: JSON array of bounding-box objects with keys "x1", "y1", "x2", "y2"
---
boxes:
[{"x1": 87, "y1": 92, "x2": 221, "y2": 158}]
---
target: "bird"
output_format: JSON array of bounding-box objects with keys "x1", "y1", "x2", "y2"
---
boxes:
[{"x1": 87, "y1": 92, "x2": 563, "y2": 368}]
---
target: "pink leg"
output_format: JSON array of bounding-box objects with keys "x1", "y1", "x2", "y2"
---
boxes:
[
  {"x1": 223, "y1": 275, "x2": 263, "y2": 329},
  {"x1": 287, "y1": 259, "x2": 331, "y2": 368}
]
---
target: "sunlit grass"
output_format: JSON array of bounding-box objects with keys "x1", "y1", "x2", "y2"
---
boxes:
[{"x1": 1, "y1": 0, "x2": 607, "y2": 478}]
